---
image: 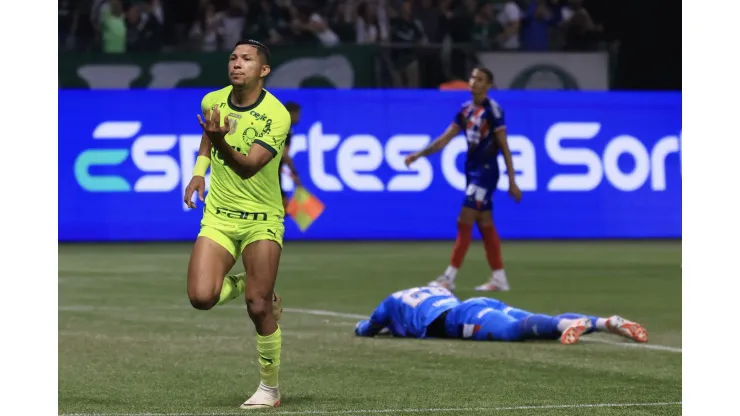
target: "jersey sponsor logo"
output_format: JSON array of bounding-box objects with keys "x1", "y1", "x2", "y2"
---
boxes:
[
  {"x1": 215, "y1": 207, "x2": 268, "y2": 221},
  {"x1": 249, "y1": 110, "x2": 269, "y2": 122},
  {"x1": 281, "y1": 121, "x2": 680, "y2": 193}
]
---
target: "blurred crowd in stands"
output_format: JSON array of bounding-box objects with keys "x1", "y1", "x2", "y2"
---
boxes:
[{"x1": 59, "y1": 0, "x2": 614, "y2": 54}]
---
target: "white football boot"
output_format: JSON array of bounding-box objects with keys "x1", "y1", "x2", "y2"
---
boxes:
[
  {"x1": 474, "y1": 270, "x2": 510, "y2": 292},
  {"x1": 240, "y1": 383, "x2": 281, "y2": 410},
  {"x1": 560, "y1": 317, "x2": 593, "y2": 345},
  {"x1": 606, "y1": 315, "x2": 648, "y2": 343},
  {"x1": 428, "y1": 275, "x2": 456, "y2": 291}
]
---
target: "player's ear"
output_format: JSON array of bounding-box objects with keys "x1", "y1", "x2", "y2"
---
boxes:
[{"x1": 261, "y1": 65, "x2": 271, "y2": 79}]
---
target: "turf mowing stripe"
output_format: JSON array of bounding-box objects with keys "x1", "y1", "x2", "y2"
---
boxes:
[{"x1": 59, "y1": 401, "x2": 682, "y2": 415}]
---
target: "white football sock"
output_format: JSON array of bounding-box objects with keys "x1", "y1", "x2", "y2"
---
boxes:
[
  {"x1": 444, "y1": 266, "x2": 458, "y2": 280},
  {"x1": 557, "y1": 319, "x2": 575, "y2": 332},
  {"x1": 492, "y1": 269, "x2": 507, "y2": 283},
  {"x1": 595, "y1": 318, "x2": 608, "y2": 331}
]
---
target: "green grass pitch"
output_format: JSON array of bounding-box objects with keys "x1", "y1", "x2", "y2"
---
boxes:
[{"x1": 59, "y1": 241, "x2": 681, "y2": 415}]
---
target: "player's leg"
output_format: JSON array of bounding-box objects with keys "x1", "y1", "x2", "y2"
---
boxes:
[
  {"x1": 474, "y1": 297, "x2": 534, "y2": 320},
  {"x1": 429, "y1": 177, "x2": 483, "y2": 290},
  {"x1": 239, "y1": 225, "x2": 284, "y2": 409},
  {"x1": 517, "y1": 313, "x2": 593, "y2": 345},
  {"x1": 187, "y1": 228, "x2": 246, "y2": 310},
  {"x1": 475, "y1": 209, "x2": 510, "y2": 292},
  {"x1": 556, "y1": 313, "x2": 648, "y2": 342}
]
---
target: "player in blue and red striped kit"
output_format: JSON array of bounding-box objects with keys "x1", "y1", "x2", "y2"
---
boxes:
[
  {"x1": 405, "y1": 67, "x2": 521, "y2": 292},
  {"x1": 355, "y1": 287, "x2": 648, "y2": 345}
]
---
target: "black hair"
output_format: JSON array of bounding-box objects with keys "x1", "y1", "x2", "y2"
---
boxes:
[
  {"x1": 285, "y1": 101, "x2": 301, "y2": 112},
  {"x1": 473, "y1": 66, "x2": 494, "y2": 84},
  {"x1": 233, "y1": 39, "x2": 271, "y2": 65}
]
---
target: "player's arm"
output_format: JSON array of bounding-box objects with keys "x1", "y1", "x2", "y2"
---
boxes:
[
  {"x1": 193, "y1": 96, "x2": 214, "y2": 176},
  {"x1": 355, "y1": 297, "x2": 393, "y2": 337},
  {"x1": 280, "y1": 133, "x2": 301, "y2": 185},
  {"x1": 192, "y1": 133, "x2": 212, "y2": 175},
  {"x1": 213, "y1": 139, "x2": 274, "y2": 180},
  {"x1": 405, "y1": 122, "x2": 461, "y2": 166},
  {"x1": 491, "y1": 111, "x2": 522, "y2": 202},
  {"x1": 184, "y1": 100, "x2": 215, "y2": 208},
  {"x1": 199, "y1": 106, "x2": 289, "y2": 180}
]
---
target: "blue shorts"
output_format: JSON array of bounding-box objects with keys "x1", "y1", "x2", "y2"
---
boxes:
[
  {"x1": 445, "y1": 298, "x2": 521, "y2": 341},
  {"x1": 463, "y1": 172, "x2": 499, "y2": 211}
]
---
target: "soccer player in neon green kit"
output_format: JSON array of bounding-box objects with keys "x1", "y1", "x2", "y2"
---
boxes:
[{"x1": 182, "y1": 39, "x2": 290, "y2": 409}]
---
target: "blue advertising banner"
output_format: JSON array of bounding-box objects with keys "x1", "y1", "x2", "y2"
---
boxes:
[{"x1": 59, "y1": 90, "x2": 681, "y2": 241}]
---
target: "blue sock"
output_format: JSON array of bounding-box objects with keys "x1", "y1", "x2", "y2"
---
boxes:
[
  {"x1": 518, "y1": 314, "x2": 560, "y2": 340},
  {"x1": 556, "y1": 313, "x2": 598, "y2": 334}
]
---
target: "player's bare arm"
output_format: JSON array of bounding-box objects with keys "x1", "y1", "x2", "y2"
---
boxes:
[
  {"x1": 405, "y1": 123, "x2": 461, "y2": 167},
  {"x1": 280, "y1": 147, "x2": 301, "y2": 186},
  {"x1": 197, "y1": 106, "x2": 274, "y2": 180},
  {"x1": 183, "y1": 133, "x2": 212, "y2": 209},
  {"x1": 495, "y1": 128, "x2": 522, "y2": 203}
]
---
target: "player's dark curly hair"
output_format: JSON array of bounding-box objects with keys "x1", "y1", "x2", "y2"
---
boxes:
[
  {"x1": 233, "y1": 39, "x2": 271, "y2": 65},
  {"x1": 285, "y1": 101, "x2": 301, "y2": 113}
]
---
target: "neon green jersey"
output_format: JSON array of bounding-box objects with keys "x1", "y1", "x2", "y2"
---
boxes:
[{"x1": 200, "y1": 86, "x2": 290, "y2": 221}]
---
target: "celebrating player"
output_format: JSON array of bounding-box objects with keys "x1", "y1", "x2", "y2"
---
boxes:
[
  {"x1": 405, "y1": 67, "x2": 521, "y2": 292},
  {"x1": 280, "y1": 101, "x2": 302, "y2": 212},
  {"x1": 183, "y1": 39, "x2": 290, "y2": 409},
  {"x1": 355, "y1": 287, "x2": 648, "y2": 345}
]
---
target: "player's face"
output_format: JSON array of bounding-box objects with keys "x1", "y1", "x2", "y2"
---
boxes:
[
  {"x1": 468, "y1": 69, "x2": 492, "y2": 95},
  {"x1": 289, "y1": 110, "x2": 301, "y2": 126},
  {"x1": 228, "y1": 44, "x2": 270, "y2": 86}
]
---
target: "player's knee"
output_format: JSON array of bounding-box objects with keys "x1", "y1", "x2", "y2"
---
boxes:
[
  {"x1": 187, "y1": 289, "x2": 218, "y2": 311},
  {"x1": 246, "y1": 292, "x2": 273, "y2": 320}
]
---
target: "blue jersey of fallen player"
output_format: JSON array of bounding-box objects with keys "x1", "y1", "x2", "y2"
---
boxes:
[
  {"x1": 355, "y1": 287, "x2": 461, "y2": 338},
  {"x1": 453, "y1": 98, "x2": 506, "y2": 177}
]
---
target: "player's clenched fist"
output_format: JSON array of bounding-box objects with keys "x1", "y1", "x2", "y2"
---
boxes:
[
  {"x1": 184, "y1": 176, "x2": 206, "y2": 209},
  {"x1": 197, "y1": 105, "x2": 230, "y2": 144}
]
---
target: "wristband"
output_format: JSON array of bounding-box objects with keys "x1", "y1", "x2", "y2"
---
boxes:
[{"x1": 193, "y1": 156, "x2": 210, "y2": 177}]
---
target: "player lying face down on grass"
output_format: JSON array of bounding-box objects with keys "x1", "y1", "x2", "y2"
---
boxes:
[
  {"x1": 184, "y1": 39, "x2": 293, "y2": 409},
  {"x1": 355, "y1": 287, "x2": 648, "y2": 345}
]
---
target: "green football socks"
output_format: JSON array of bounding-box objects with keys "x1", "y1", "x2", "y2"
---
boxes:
[
  {"x1": 216, "y1": 272, "x2": 246, "y2": 306},
  {"x1": 257, "y1": 327, "x2": 282, "y2": 388}
]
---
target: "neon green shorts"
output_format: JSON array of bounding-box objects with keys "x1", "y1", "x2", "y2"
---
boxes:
[{"x1": 198, "y1": 210, "x2": 284, "y2": 260}]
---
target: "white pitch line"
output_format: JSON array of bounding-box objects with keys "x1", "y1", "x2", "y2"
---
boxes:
[
  {"x1": 59, "y1": 401, "x2": 681, "y2": 416},
  {"x1": 58, "y1": 305, "x2": 681, "y2": 353},
  {"x1": 581, "y1": 337, "x2": 682, "y2": 353},
  {"x1": 283, "y1": 307, "x2": 367, "y2": 320}
]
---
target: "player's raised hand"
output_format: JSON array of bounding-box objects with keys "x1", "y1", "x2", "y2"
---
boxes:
[
  {"x1": 197, "y1": 105, "x2": 230, "y2": 143},
  {"x1": 508, "y1": 182, "x2": 522, "y2": 203},
  {"x1": 404, "y1": 153, "x2": 420, "y2": 167},
  {"x1": 184, "y1": 176, "x2": 206, "y2": 209}
]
